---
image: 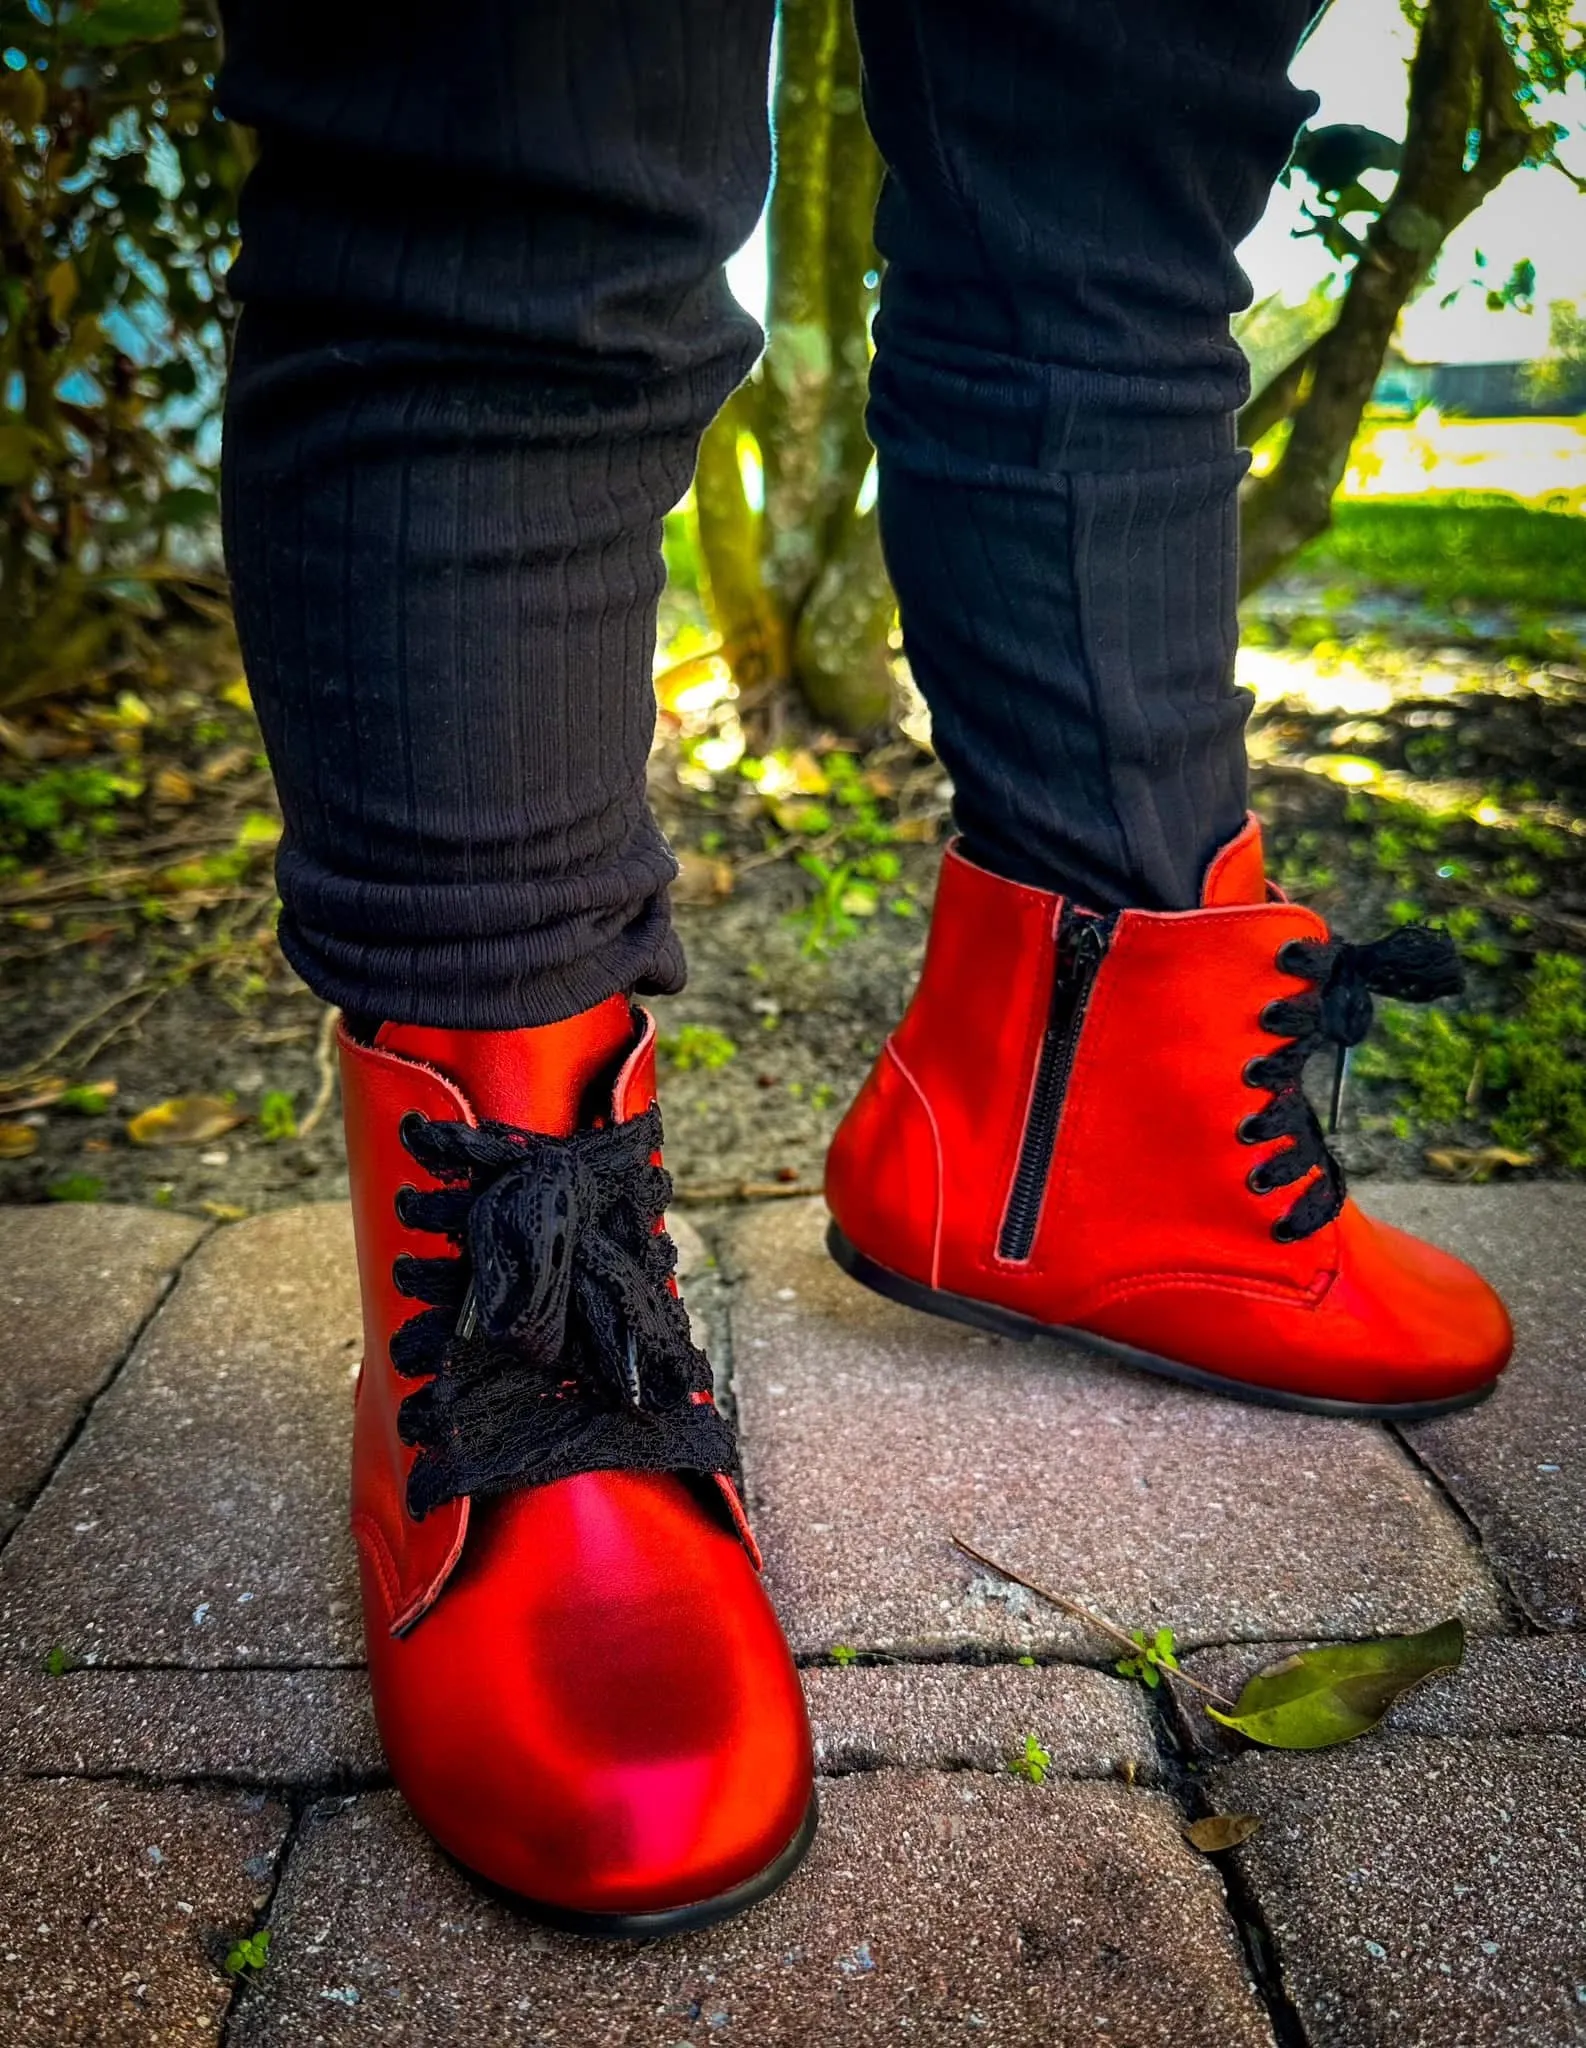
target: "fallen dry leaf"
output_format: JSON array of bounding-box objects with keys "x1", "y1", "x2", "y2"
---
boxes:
[
  {"x1": 152, "y1": 766, "x2": 196, "y2": 804},
  {"x1": 0, "y1": 1122, "x2": 39, "y2": 1158},
  {"x1": 1185, "y1": 1814, "x2": 1262, "y2": 1854},
  {"x1": 672, "y1": 851, "x2": 734, "y2": 905},
  {"x1": 1424, "y1": 1145, "x2": 1533, "y2": 1183},
  {"x1": 199, "y1": 744, "x2": 256, "y2": 785},
  {"x1": 0, "y1": 1078, "x2": 68, "y2": 1115},
  {"x1": 199, "y1": 1200, "x2": 249, "y2": 1222},
  {"x1": 126, "y1": 1096, "x2": 246, "y2": 1147}
]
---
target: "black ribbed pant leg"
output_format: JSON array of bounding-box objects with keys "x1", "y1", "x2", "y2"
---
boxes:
[
  {"x1": 216, "y1": 1, "x2": 775, "y2": 1026},
  {"x1": 853, "y1": 0, "x2": 1319, "y2": 910}
]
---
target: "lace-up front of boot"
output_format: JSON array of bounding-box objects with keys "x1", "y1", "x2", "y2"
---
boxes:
[
  {"x1": 1238, "y1": 924, "x2": 1465, "y2": 1243},
  {"x1": 389, "y1": 1104, "x2": 738, "y2": 1517}
]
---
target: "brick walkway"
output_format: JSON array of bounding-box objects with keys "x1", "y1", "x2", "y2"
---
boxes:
[{"x1": 1, "y1": 1188, "x2": 1582, "y2": 2046}]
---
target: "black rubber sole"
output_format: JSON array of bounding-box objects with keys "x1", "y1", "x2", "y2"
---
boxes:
[
  {"x1": 470, "y1": 1794, "x2": 819, "y2": 1941},
  {"x1": 826, "y1": 1222, "x2": 1497, "y2": 1422}
]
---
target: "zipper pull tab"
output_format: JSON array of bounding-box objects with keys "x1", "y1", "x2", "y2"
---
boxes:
[{"x1": 455, "y1": 1280, "x2": 479, "y2": 1342}]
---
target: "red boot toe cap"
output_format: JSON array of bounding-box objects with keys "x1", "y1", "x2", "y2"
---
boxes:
[{"x1": 361, "y1": 1472, "x2": 814, "y2": 1920}]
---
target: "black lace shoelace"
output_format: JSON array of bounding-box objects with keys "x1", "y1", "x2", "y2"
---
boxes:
[
  {"x1": 388, "y1": 1103, "x2": 739, "y2": 1519},
  {"x1": 1239, "y1": 925, "x2": 1464, "y2": 1243}
]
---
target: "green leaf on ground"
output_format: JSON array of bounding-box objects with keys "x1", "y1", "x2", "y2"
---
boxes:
[
  {"x1": 829, "y1": 1643, "x2": 858, "y2": 1667},
  {"x1": 1206, "y1": 1619, "x2": 1464, "y2": 1750},
  {"x1": 47, "y1": 1173, "x2": 106, "y2": 1203},
  {"x1": 42, "y1": 1645, "x2": 78, "y2": 1677}
]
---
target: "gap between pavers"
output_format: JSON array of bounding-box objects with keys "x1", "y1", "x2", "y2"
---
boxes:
[
  {"x1": 0, "y1": 1776, "x2": 288, "y2": 2048},
  {"x1": 1380, "y1": 1184, "x2": 1586, "y2": 1631},
  {"x1": 0, "y1": 1206, "x2": 364, "y2": 1670},
  {"x1": 1203, "y1": 1735, "x2": 1586, "y2": 2048},
  {"x1": 0, "y1": 1659, "x2": 1160, "y2": 1789},
  {"x1": 229, "y1": 1776, "x2": 1277, "y2": 2048},
  {"x1": 0, "y1": 1204, "x2": 204, "y2": 1540},
  {"x1": 727, "y1": 1197, "x2": 1504, "y2": 1660}
]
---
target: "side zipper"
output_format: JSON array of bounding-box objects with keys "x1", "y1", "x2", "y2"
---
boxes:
[{"x1": 996, "y1": 903, "x2": 1115, "y2": 1262}]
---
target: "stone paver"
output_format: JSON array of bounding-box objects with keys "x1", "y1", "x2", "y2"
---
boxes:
[
  {"x1": 729, "y1": 1198, "x2": 1501, "y2": 1657},
  {"x1": 0, "y1": 1777, "x2": 288, "y2": 2048},
  {"x1": 1179, "y1": 1633, "x2": 1586, "y2": 1762},
  {"x1": 0, "y1": 1205, "x2": 203, "y2": 1537},
  {"x1": 234, "y1": 1776, "x2": 1275, "y2": 2048},
  {"x1": 0, "y1": 1667, "x2": 382, "y2": 1783},
  {"x1": 0, "y1": 1207, "x2": 363, "y2": 1669},
  {"x1": 1206, "y1": 1736, "x2": 1586, "y2": 2048},
  {"x1": 1373, "y1": 1185, "x2": 1586, "y2": 1630},
  {"x1": 803, "y1": 1658, "x2": 1161, "y2": 1779}
]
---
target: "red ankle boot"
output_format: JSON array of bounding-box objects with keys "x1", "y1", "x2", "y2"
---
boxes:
[
  {"x1": 340, "y1": 997, "x2": 814, "y2": 1933},
  {"x1": 827, "y1": 816, "x2": 1512, "y2": 1415}
]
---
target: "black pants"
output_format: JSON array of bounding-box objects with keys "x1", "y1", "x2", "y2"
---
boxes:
[{"x1": 218, "y1": 0, "x2": 1317, "y2": 1029}]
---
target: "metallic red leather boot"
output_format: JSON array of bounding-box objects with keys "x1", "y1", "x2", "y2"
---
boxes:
[
  {"x1": 827, "y1": 815, "x2": 1512, "y2": 1415},
  {"x1": 341, "y1": 996, "x2": 815, "y2": 1934}
]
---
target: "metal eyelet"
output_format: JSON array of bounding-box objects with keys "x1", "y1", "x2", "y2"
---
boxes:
[
  {"x1": 394, "y1": 1183, "x2": 421, "y2": 1228},
  {"x1": 1236, "y1": 1114, "x2": 1266, "y2": 1146},
  {"x1": 1270, "y1": 1215, "x2": 1298, "y2": 1244},
  {"x1": 397, "y1": 1109, "x2": 428, "y2": 1156},
  {"x1": 1242, "y1": 1056, "x2": 1271, "y2": 1091},
  {"x1": 1246, "y1": 1163, "x2": 1274, "y2": 1197}
]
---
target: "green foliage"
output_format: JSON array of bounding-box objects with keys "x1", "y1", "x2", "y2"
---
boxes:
[
  {"x1": 829, "y1": 1643, "x2": 858, "y2": 1667},
  {"x1": 658, "y1": 1024, "x2": 738, "y2": 1073},
  {"x1": 1208, "y1": 1619, "x2": 1464, "y2": 1749},
  {"x1": 1356, "y1": 954, "x2": 1586, "y2": 1167},
  {"x1": 46, "y1": 1171, "x2": 105, "y2": 1200},
  {"x1": 58, "y1": 1082, "x2": 114, "y2": 1113},
  {"x1": 41, "y1": 1643, "x2": 76, "y2": 1675},
  {"x1": 1295, "y1": 496, "x2": 1586, "y2": 609},
  {"x1": 222, "y1": 1929, "x2": 271, "y2": 1977},
  {"x1": 256, "y1": 1088, "x2": 296, "y2": 1141},
  {"x1": 0, "y1": 762, "x2": 142, "y2": 864},
  {"x1": 1008, "y1": 1733, "x2": 1052, "y2": 1786},
  {"x1": 0, "y1": 0, "x2": 247, "y2": 706},
  {"x1": 1114, "y1": 1626, "x2": 1181, "y2": 1692}
]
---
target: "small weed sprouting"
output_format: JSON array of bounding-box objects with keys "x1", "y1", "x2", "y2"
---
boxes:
[
  {"x1": 223, "y1": 1930, "x2": 271, "y2": 1978},
  {"x1": 257, "y1": 1090, "x2": 298, "y2": 1142},
  {"x1": 658, "y1": 1024, "x2": 738, "y2": 1073},
  {"x1": 41, "y1": 1645, "x2": 76, "y2": 1677},
  {"x1": 829, "y1": 1644, "x2": 859, "y2": 1667},
  {"x1": 1009, "y1": 1734, "x2": 1052, "y2": 1786},
  {"x1": 1114, "y1": 1626, "x2": 1181, "y2": 1692},
  {"x1": 46, "y1": 1173, "x2": 106, "y2": 1203}
]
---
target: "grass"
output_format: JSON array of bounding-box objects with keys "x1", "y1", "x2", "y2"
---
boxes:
[{"x1": 1293, "y1": 494, "x2": 1586, "y2": 612}]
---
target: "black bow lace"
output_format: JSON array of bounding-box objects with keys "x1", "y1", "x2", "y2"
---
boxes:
[
  {"x1": 389, "y1": 1104, "x2": 738, "y2": 1518},
  {"x1": 1239, "y1": 925, "x2": 1464, "y2": 1242}
]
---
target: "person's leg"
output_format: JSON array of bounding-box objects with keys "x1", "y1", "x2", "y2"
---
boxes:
[
  {"x1": 852, "y1": 0, "x2": 1317, "y2": 911},
  {"x1": 219, "y1": 0, "x2": 773, "y2": 1026},
  {"x1": 217, "y1": 0, "x2": 814, "y2": 1932},
  {"x1": 826, "y1": 0, "x2": 1513, "y2": 1414}
]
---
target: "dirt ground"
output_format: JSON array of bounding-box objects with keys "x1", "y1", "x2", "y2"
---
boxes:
[{"x1": 2, "y1": 558, "x2": 1583, "y2": 1221}]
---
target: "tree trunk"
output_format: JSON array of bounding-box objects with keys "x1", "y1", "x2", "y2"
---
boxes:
[
  {"x1": 691, "y1": 0, "x2": 894, "y2": 735},
  {"x1": 1239, "y1": 0, "x2": 1540, "y2": 593}
]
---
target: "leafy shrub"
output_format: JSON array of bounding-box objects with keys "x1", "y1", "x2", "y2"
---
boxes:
[{"x1": 0, "y1": 0, "x2": 246, "y2": 707}]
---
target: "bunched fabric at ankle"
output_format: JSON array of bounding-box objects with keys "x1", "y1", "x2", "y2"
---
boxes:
[
  {"x1": 389, "y1": 1105, "x2": 738, "y2": 1518},
  {"x1": 1241, "y1": 925, "x2": 1464, "y2": 1243}
]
